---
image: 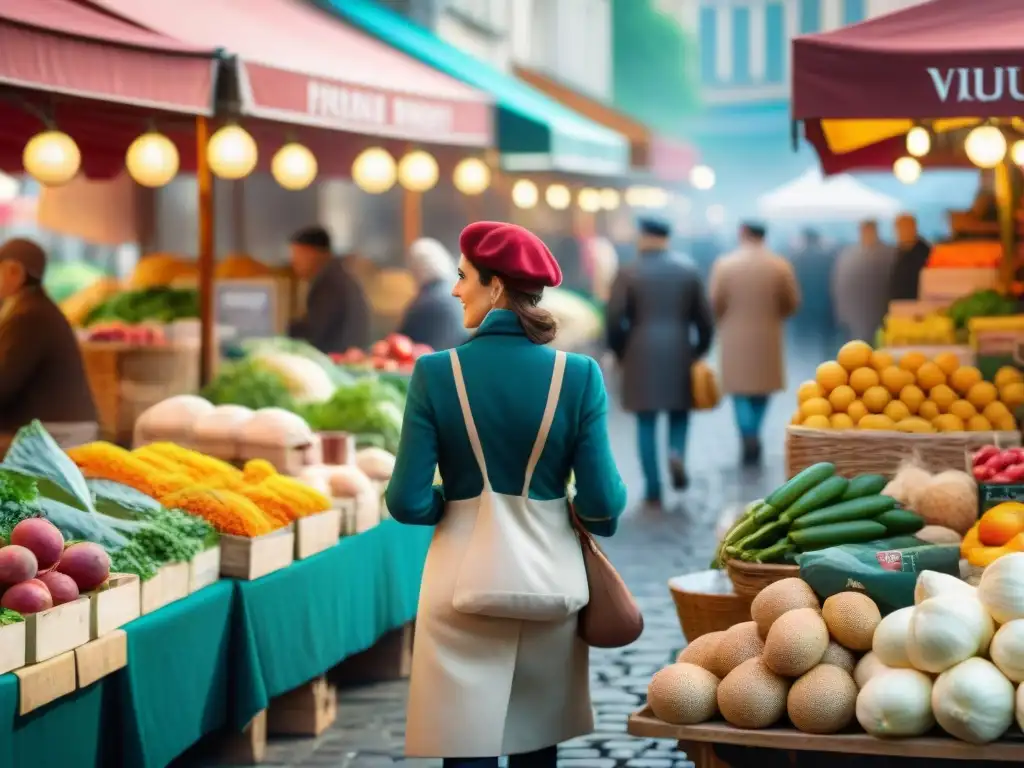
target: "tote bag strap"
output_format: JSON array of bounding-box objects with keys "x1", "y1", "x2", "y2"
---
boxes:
[
  {"x1": 522, "y1": 351, "x2": 567, "y2": 497},
  {"x1": 449, "y1": 349, "x2": 492, "y2": 489}
]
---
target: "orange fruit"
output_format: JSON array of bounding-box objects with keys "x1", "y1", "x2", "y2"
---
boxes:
[
  {"x1": 915, "y1": 361, "x2": 946, "y2": 391},
  {"x1": 870, "y1": 350, "x2": 894, "y2": 371},
  {"x1": 932, "y1": 351, "x2": 961, "y2": 377},
  {"x1": 950, "y1": 366, "x2": 983, "y2": 395},
  {"x1": 899, "y1": 385, "x2": 926, "y2": 414},
  {"x1": 968, "y1": 381, "x2": 999, "y2": 409},
  {"x1": 847, "y1": 400, "x2": 869, "y2": 424},
  {"x1": 828, "y1": 385, "x2": 857, "y2": 413},
  {"x1": 859, "y1": 414, "x2": 895, "y2": 430},
  {"x1": 979, "y1": 508, "x2": 1024, "y2": 547},
  {"x1": 1001, "y1": 382, "x2": 1024, "y2": 409},
  {"x1": 815, "y1": 361, "x2": 848, "y2": 393},
  {"x1": 803, "y1": 414, "x2": 831, "y2": 429},
  {"x1": 800, "y1": 397, "x2": 832, "y2": 419},
  {"x1": 797, "y1": 380, "x2": 825, "y2": 404},
  {"x1": 880, "y1": 366, "x2": 913, "y2": 395},
  {"x1": 933, "y1": 413, "x2": 965, "y2": 432},
  {"x1": 884, "y1": 401, "x2": 911, "y2": 422},
  {"x1": 929, "y1": 384, "x2": 957, "y2": 412},
  {"x1": 899, "y1": 351, "x2": 928, "y2": 373},
  {"x1": 983, "y1": 401, "x2": 1012, "y2": 423},
  {"x1": 862, "y1": 386, "x2": 892, "y2": 414},
  {"x1": 849, "y1": 367, "x2": 881, "y2": 395},
  {"x1": 966, "y1": 415, "x2": 993, "y2": 432},
  {"x1": 918, "y1": 400, "x2": 941, "y2": 420},
  {"x1": 949, "y1": 400, "x2": 977, "y2": 421},
  {"x1": 896, "y1": 417, "x2": 935, "y2": 433},
  {"x1": 790, "y1": 412, "x2": 802, "y2": 425},
  {"x1": 995, "y1": 366, "x2": 1024, "y2": 389},
  {"x1": 830, "y1": 413, "x2": 854, "y2": 430},
  {"x1": 837, "y1": 341, "x2": 873, "y2": 372}
]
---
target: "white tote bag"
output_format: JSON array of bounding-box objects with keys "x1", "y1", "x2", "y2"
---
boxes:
[{"x1": 448, "y1": 349, "x2": 589, "y2": 621}]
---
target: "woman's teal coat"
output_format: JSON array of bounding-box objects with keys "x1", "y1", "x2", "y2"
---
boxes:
[{"x1": 386, "y1": 309, "x2": 627, "y2": 535}]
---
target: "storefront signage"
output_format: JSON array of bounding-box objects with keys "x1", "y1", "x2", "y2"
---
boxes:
[
  {"x1": 215, "y1": 280, "x2": 276, "y2": 341},
  {"x1": 928, "y1": 66, "x2": 1024, "y2": 104},
  {"x1": 306, "y1": 80, "x2": 454, "y2": 134}
]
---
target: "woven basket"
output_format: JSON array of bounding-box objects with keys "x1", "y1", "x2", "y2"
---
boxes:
[
  {"x1": 81, "y1": 342, "x2": 200, "y2": 447},
  {"x1": 785, "y1": 425, "x2": 1021, "y2": 480},
  {"x1": 668, "y1": 571, "x2": 752, "y2": 642},
  {"x1": 725, "y1": 559, "x2": 800, "y2": 600}
]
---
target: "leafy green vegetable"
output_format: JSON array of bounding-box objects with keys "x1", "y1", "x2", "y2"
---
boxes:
[
  {"x1": 44, "y1": 261, "x2": 109, "y2": 303},
  {"x1": 83, "y1": 287, "x2": 199, "y2": 326},
  {"x1": 301, "y1": 378, "x2": 404, "y2": 453},
  {"x1": 37, "y1": 496, "x2": 130, "y2": 551},
  {"x1": 947, "y1": 289, "x2": 1017, "y2": 330},
  {"x1": 0, "y1": 609, "x2": 23, "y2": 626},
  {"x1": 0, "y1": 468, "x2": 40, "y2": 542},
  {"x1": 109, "y1": 540, "x2": 158, "y2": 581},
  {"x1": 3, "y1": 420, "x2": 96, "y2": 513},
  {"x1": 201, "y1": 358, "x2": 297, "y2": 410},
  {"x1": 241, "y1": 337, "x2": 355, "y2": 386}
]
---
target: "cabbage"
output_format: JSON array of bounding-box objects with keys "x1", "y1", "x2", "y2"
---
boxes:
[{"x1": 251, "y1": 352, "x2": 336, "y2": 404}]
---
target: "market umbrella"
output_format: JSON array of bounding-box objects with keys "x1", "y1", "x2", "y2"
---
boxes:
[{"x1": 756, "y1": 168, "x2": 901, "y2": 221}]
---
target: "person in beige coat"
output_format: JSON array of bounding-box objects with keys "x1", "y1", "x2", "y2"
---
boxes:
[{"x1": 709, "y1": 222, "x2": 800, "y2": 464}]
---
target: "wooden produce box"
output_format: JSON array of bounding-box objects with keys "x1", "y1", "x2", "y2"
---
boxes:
[
  {"x1": 25, "y1": 597, "x2": 91, "y2": 664},
  {"x1": 238, "y1": 437, "x2": 323, "y2": 477},
  {"x1": 918, "y1": 267, "x2": 998, "y2": 302},
  {"x1": 140, "y1": 562, "x2": 190, "y2": 615},
  {"x1": 220, "y1": 526, "x2": 295, "y2": 580},
  {"x1": 295, "y1": 508, "x2": 342, "y2": 559},
  {"x1": 14, "y1": 651, "x2": 76, "y2": 715},
  {"x1": 188, "y1": 546, "x2": 221, "y2": 593},
  {"x1": 89, "y1": 573, "x2": 141, "y2": 639},
  {"x1": 785, "y1": 425, "x2": 1021, "y2": 479},
  {"x1": 336, "y1": 497, "x2": 358, "y2": 537},
  {"x1": 0, "y1": 620, "x2": 26, "y2": 675},
  {"x1": 318, "y1": 432, "x2": 356, "y2": 466},
  {"x1": 75, "y1": 629, "x2": 127, "y2": 688},
  {"x1": 268, "y1": 675, "x2": 337, "y2": 737}
]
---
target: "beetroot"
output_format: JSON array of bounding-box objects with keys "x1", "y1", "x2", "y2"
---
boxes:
[
  {"x1": 1, "y1": 579, "x2": 52, "y2": 614},
  {"x1": 56, "y1": 542, "x2": 110, "y2": 591},
  {"x1": 0, "y1": 544, "x2": 38, "y2": 585},
  {"x1": 10, "y1": 518, "x2": 64, "y2": 572},
  {"x1": 36, "y1": 571, "x2": 79, "y2": 606}
]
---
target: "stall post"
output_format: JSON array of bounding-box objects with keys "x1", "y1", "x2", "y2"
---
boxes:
[
  {"x1": 996, "y1": 157, "x2": 1021, "y2": 290},
  {"x1": 402, "y1": 143, "x2": 422, "y2": 252},
  {"x1": 196, "y1": 115, "x2": 216, "y2": 386}
]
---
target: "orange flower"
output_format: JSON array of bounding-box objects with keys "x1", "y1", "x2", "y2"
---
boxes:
[
  {"x1": 68, "y1": 442, "x2": 191, "y2": 498},
  {"x1": 159, "y1": 486, "x2": 273, "y2": 537}
]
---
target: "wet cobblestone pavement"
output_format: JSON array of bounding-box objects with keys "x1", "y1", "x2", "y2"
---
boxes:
[{"x1": 188, "y1": 339, "x2": 824, "y2": 768}]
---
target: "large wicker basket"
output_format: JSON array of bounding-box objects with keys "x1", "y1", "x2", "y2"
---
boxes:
[
  {"x1": 785, "y1": 425, "x2": 1021, "y2": 479},
  {"x1": 669, "y1": 570, "x2": 752, "y2": 641},
  {"x1": 81, "y1": 342, "x2": 200, "y2": 446},
  {"x1": 725, "y1": 559, "x2": 800, "y2": 600}
]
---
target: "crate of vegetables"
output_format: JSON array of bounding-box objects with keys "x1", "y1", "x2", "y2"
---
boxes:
[
  {"x1": 970, "y1": 445, "x2": 1024, "y2": 512},
  {"x1": 0, "y1": 611, "x2": 26, "y2": 676}
]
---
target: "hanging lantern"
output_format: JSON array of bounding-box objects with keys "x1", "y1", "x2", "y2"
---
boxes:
[
  {"x1": 207, "y1": 125, "x2": 258, "y2": 180},
  {"x1": 125, "y1": 132, "x2": 179, "y2": 188},
  {"x1": 689, "y1": 164, "x2": 715, "y2": 191},
  {"x1": 599, "y1": 188, "x2": 620, "y2": 210},
  {"x1": 964, "y1": 125, "x2": 1007, "y2": 168},
  {"x1": 906, "y1": 126, "x2": 931, "y2": 158},
  {"x1": 646, "y1": 188, "x2": 670, "y2": 209},
  {"x1": 545, "y1": 184, "x2": 571, "y2": 210},
  {"x1": 578, "y1": 188, "x2": 602, "y2": 213},
  {"x1": 625, "y1": 186, "x2": 647, "y2": 208},
  {"x1": 1012, "y1": 140, "x2": 1024, "y2": 166},
  {"x1": 893, "y1": 156, "x2": 922, "y2": 184},
  {"x1": 453, "y1": 157, "x2": 490, "y2": 195},
  {"x1": 271, "y1": 143, "x2": 318, "y2": 191},
  {"x1": 352, "y1": 147, "x2": 397, "y2": 194},
  {"x1": 398, "y1": 150, "x2": 439, "y2": 193},
  {"x1": 23, "y1": 130, "x2": 81, "y2": 187},
  {"x1": 511, "y1": 179, "x2": 538, "y2": 209}
]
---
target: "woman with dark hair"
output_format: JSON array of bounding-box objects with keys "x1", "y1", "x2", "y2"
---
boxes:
[{"x1": 386, "y1": 221, "x2": 627, "y2": 768}]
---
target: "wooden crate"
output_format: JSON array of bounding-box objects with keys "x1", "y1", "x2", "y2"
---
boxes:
[
  {"x1": 267, "y1": 676, "x2": 337, "y2": 737},
  {"x1": 336, "y1": 497, "x2": 358, "y2": 537},
  {"x1": 0, "y1": 620, "x2": 26, "y2": 675},
  {"x1": 330, "y1": 623, "x2": 414, "y2": 687},
  {"x1": 294, "y1": 509, "x2": 341, "y2": 559},
  {"x1": 220, "y1": 527, "x2": 295, "y2": 580},
  {"x1": 25, "y1": 597, "x2": 91, "y2": 663},
  {"x1": 189, "y1": 546, "x2": 221, "y2": 593},
  {"x1": 238, "y1": 437, "x2": 323, "y2": 477},
  {"x1": 14, "y1": 651, "x2": 76, "y2": 715},
  {"x1": 141, "y1": 561, "x2": 191, "y2": 615},
  {"x1": 75, "y1": 629, "x2": 128, "y2": 688},
  {"x1": 89, "y1": 573, "x2": 141, "y2": 639},
  {"x1": 221, "y1": 710, "x2": 267, "y2": 765}
]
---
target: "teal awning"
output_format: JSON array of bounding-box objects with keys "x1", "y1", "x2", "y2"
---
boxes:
[{"x1": 323, "y1": 0, "x2": 630, "y2": 176}]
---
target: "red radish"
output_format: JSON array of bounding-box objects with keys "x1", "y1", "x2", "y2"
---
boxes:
[
  {"x1": 990, "y1": 472, "x2": 1014, "y2": 484},
  {"x1": 388, "y1": 334, "x2": 414, "y2": 362},
  {"x1": 56, "y1": 542, "x2": 110, "y2": 591},
  {"x1": 986, "y1": 453, "x2": 1013, "y2": 472},
  {"x1": 1, "y1": 579, "x2": 52, "y2": 614},
  {"x1": 974, "y1": 465, "x2": 996, "y2": 482},
  {"x1": 9, "y1": 518, "x2": 64, "y2": 572},
  {"x1": 370, "y1": 340, "x2": 389, "y2": 358},
  {"x1": 0, "y1": 545, "x2": 38, "y2": 585},
  {"x1": 1004, "y1": 463, "x2": 1024, "y2": 482},
  {"x1": 36, "y1": 571, "x2": 79, "y2": 605},
  {"x1": 974, "y1": 446, "x2": 1000, "y2": 466}
]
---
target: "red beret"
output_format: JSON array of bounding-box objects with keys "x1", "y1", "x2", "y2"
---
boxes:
[{"x1": 459, "y1": 221, "x2": 562, "y2": 289}]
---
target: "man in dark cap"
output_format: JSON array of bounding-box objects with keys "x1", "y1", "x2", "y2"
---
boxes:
[
  {"x1": 287, "y1": 225, "x2": 370, "y2": 354},
  {"x1": 0, "y1": 238, "x2": 97, "y2": 452},
  {"x1": 607, "y1": 216, "x2": 714, "y2": 507}
]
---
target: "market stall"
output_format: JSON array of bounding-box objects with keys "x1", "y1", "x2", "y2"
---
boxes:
[{"x1": 755, "y1": 168, "x2": 901, "y2": 222}]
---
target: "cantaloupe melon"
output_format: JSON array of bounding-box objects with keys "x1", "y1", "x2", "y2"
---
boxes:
[
  {"x1": 822, "y1": 592, "x2": 881, "y2": 651},
  {"x1": 647, "y1": 663, "x2": 720, "y2": 725},
  {"x1": 709, "y1": 621, "x2": 765, "y2": 679},
  {"x1": 763, "y1": 608, "x2": 829, "y2": 676},
  {"x1": 717, "y1": 657, "x2": 790, "y2": 729},
  {"x1": 676, "y1": 631, "x2": 722, "y2": 670},
  {"x1": 787, "y1": 664, "x2": 858, "y2": 734},
  {"x1": 820, "y1": 640, "x2": 857, "y2": 673},
  {"x1": 853, "y1": 652, "x2": 891, "y2": 690},
  {"x1": 750, "y1": 577, "x2": 821, "y2": 638}
]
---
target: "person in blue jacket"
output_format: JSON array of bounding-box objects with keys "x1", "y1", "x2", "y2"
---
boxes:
[{"x1": 385, "y1": 221, "x2": 627, "y2": 768}]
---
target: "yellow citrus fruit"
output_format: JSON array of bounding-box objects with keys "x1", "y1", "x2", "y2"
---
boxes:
[
  {"x1": 847, "y1": 400, "x2": 869, "y2": 424},
  {"x1": 994, "y1": 366, "x2": 1024, "y2": 389},
  {"x1": 966, "y1": 415, "x2": 993, "y2": 432},
  {"x1": 790, "y1": 411, "x2": 802, "y2": 425},
  {"x1": 859, "y1": 414, "x2": 895, "y2": 431},
  {"x1": 898, "y1": 385, "x2": 926, "y2": 414},
  {"x1": 896, "y1": 417, "x2": 936, "y2": 433},
  {"x1": 929, "y1": 384, "x2": 957, "y2": 412},
  {"x1": 800, "y1": 397, "x2": 833, "y2": 419},
  {"x1": 797, "y1": 380, "x2": 825, "y2": 404},
  {"x1": 870, "y1": 350, "x2": 894, "y2": 371},
  {"x1": 862, "y1": 386, "x2": 892, "y2": 414},
  {"x1": 802, "y1": 414, "x2": 832, "y2": 429},
  {"x1": 932, "y1": 413, "x2": 965, "y2": 432},
  {"x1": 899, "y1": 351, "x2": 928, "y2": 373},
  {"x1": 996, "y1": 413, "x2": 1018, "y2": 431},
  {"x1": 830, "y1": 413, "x2": 855, "y2": 430},
  {"x1": 950, "y1": 366, "x2": 983, "y2": 395},
  {"x1": 949, "y1": 400, "x2": 978, "y2": 421},
  {"x1": 918, "y1": 400, "x2": 941, "y2": 420},
  {"x1": 968, "y1": 381, "x2": 999, "y2": 409},
  {"x1": 932, "y1": 351, "x2": 961, "y2": 377},
  {"x1": 1000, "y1": 382, "x2": 1024, "y2": 409},
  {"x1": 815, "y1": 361, "x2": 849, "y2": 393},
  {"x1": 884, "y1": 400, "x2": 911, "y2": 422},
  {"x1": 849, "y1": 367, "x2": 880, "y2": 395},
  {"x1": 915, "y1": 361, "x2": 946, "y2": 391},
  {"x1": 837, "y1": 340, "x2": 874, "y2": 372},
  {"x1": 880, "y1": 366, "x2": 913, "y2": 395},
  {"x1": 828, "y1": 385, "x2": 857, "y2": 413},
  {"x1": 983, "y1": 401, "x2": 1011, "y2": 423}
]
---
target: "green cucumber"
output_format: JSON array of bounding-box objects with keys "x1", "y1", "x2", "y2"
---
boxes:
[
  {"x1": 840, "y1": 474, "x2": 888, "y2": 501},
  {"x1": 778, "y1": 476, "x2": 850, "y2": 523},
  {"x1": 788, "y1": 520, "x2": 888, "y2": 551},
  {"x1": 875, "y1": 508, "x2": 925, "y2": 535},
  {"x1": 731, "y1": 521, "x2": 787, "y2": 555},
  {"x1": 747, "y1": 539, "x2": 792, "y2": 563},
  {"x1": 789, "y1": 495, "x2": 898, "y2": 530},
  {"x1": 765, "y1": 462, "x2": 835, "y2": 512}
]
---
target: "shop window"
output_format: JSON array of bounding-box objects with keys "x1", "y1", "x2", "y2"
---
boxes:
[
  {"x1": 842, "y1": 0, "x2": 866, "y2": 25},
  {"x1": 798, "y1": 0, "x2": 820, "y2": 34},
  {"x1": 764, "y1": 1, "x2": 784, "y2": 83},
  {"x1": 731, "y1": 6, "x2": 751, "y2": 84},
  {"x1": 698, "y1": 6, "x2": 717, "y2": 85}
]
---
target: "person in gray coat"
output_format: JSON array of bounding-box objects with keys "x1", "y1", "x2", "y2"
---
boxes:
[
  {"x1": 397, "y1": 238, "x2": 469, "y2": 351},
  {"x1": 831, "y1": 220, "x2": 896, "y2": 344},
  {"x1": 606, "y1": 217, "x2": 714, "y2": 506}
]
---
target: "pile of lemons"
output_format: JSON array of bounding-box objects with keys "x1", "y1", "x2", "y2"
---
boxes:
[{"x1": 793, "y1": 341, "x2": 1023, "y2": 433}]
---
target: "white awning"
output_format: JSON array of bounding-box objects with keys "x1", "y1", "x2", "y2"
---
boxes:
[{"x1": 757, "y1": 168, "x2": 902, "y2": 222}]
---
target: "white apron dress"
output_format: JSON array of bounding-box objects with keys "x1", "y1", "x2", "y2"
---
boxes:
[{"x1": 405, "y1": 350, "x2": 594, "y2": 758}]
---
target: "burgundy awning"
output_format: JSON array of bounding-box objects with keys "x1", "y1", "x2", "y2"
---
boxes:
[
  {"x1": 91, "y1": 0, "x2": 493, "y2": 147},
  {"x1": 793, "y1": 0, "x2": 1024, "y2": 121},
  {"x1": 0, "y1": 0, "x2": 216, "y2": 114}
]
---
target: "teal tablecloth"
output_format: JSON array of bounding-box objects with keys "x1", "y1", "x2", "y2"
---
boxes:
[{"x1": 0, "y1": 519, "x2": 431, "y2": 768}]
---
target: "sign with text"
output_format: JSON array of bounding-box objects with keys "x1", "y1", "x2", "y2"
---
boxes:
[{"x1": 215, "y1": 279, "x2": 277, "y2": 341}]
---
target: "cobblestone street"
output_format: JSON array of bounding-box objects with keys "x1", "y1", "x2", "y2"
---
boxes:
[{"x1": 190, "y1": 338, "x2": 827, "y2": 768}]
